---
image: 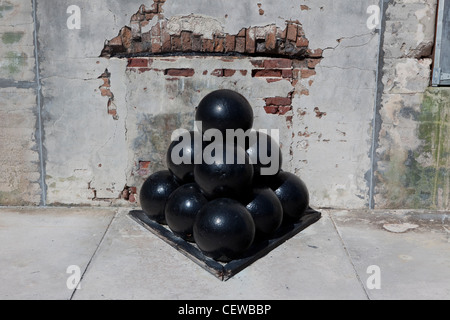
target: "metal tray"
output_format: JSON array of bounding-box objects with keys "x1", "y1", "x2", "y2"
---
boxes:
[{"x1": 129, "y1": 208, "x2": 321, "y2": 281}]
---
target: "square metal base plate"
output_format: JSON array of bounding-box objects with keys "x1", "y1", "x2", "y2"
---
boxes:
[{"x1": 129, "y1": 208, "x2": 321, "y2": 281}]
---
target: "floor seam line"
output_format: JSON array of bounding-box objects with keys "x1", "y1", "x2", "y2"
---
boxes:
[
  {"x1": 328, "y1": 212, "x2": 371, "y2": 300},
  {"x1": 69, "y1": 209, "x2": 118, "y2": 300}
]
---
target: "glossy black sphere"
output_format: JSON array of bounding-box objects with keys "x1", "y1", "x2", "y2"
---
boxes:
[
  {"x1": 165, "y1": 183, "x2": 208, "y2": 242},
  {"x1": 139, "y1": 170, "x2": 180, "y2": 224},
  {"x1": 194, "y1": 143, "x2": 254, "y2": 199},
  {"x1": 193, "y1": 198, "x2": 255, "y2": 262},
  {"x1": 195, "y1": 89, "x2": 254, "y2": 134},
  {"x1": 269, "y1": 171, "x2": 310, "y2": 223},
  {"x1": 166, "y1": 131, "x2": 202, "y2": 183},
  {"x1": 246, "y1": 131, "x2": 283, "y2": 180},
  {"x1": 244, "y1": 187, "x2": 283, "y2": 237}
]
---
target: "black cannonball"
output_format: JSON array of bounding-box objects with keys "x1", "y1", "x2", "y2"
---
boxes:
[
  {"x1": 193, "y1": 198, "x2": 255, "y2": 262},
  {"x1": 194, "y1": 143, "x2": 254, "y2": 200},
  {"x1": 246, "y1": 131, "x2": 283, "y2": 180},
  {"x1": 244, "y1": 187, "x2": 283, "y2": 237},
  {"x1": 269, "y1": 171, "x2": 310, "y2": 223},
  {"x1": 195, "y1": 89, "x2": 254, "y2": 134},
  {"x1": 166, "y1": 130, "x2": 202, "y2": 183},
  {"x1": 165, "y1": 183, "x2": 208, "y2": 242},
  {"x1": 139, "y1": 170, "x2": 180, "y2": 224}
]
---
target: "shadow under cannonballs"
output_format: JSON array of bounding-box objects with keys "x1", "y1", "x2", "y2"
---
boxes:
[{"x1": 129, "y1": 207, "x2": 321, "y2": 281}]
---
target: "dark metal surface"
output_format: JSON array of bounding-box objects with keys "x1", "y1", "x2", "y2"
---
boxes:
[{"x1": 129, "y1": 207, "x2": 321, "y2": 281}]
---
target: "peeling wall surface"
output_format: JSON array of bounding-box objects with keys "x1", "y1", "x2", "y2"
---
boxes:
[{"x1": 0, "y1": 0, "x2": 445, "y2": 210}]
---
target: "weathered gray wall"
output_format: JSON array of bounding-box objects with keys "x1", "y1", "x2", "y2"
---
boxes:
[
  {"x1": 0, "y1": 0, "x2": 41, "y2": 205},
  {"x1": 0, "y1": 0, "x2": 446, "y2": 210},
  {"x1": 373, "y1": 0, "x2": 450, "y2": 209}
]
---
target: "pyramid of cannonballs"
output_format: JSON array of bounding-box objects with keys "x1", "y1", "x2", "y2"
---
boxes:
[{"x1": 139, "y1": 89, "x2": 309, "y2": 262}]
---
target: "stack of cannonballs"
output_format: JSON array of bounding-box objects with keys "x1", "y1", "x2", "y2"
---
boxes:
[{"x1": 139, "y1": 89, "x2": 309, "y2": 262}]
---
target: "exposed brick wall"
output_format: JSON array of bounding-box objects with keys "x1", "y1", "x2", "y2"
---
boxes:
[
  {"x1": 125, "y1": 53, "x2": 322, "y2": 116},
  {"x1": 100, "y1": 0, "x2": 319, "y2": 61},
  {"x1": 100, "y1": 0, "x2": 324, "y2": 120},
  {"x1": 98, "y1": 69, "x2": 118, "y2": 120}
]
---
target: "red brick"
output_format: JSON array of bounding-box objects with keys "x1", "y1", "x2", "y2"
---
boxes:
[
  {"x1": 296, "y1": 37, "x2": 309, "y2": 48},
  {"x1": 240, "y1": 70, "x2": 248, "y2": 76},
  {"x1": 161, "y1": 32, "x2": 171, "y2": 52},
  {"x1": 165, "y1": 69, "x2": 195, "y2": 77},
  {"x1": 151, "y1": 37, "x2": 161, "y2": 53},
  {"x1": 121, "y1": 27, "x2": 133, "y2": 49},
  {"x1": 286, "y1": 23, "x2": 298, "y2": 42},
  {"x1": 252, "y1": 69, "x2": 282, "y2": 77},
  {"x1": 181, "y1": 31, "x2": 193, "y2": 51},
  {"x1": 263, "y1": 58, "x2": 292, "y2": 69},
  {"x1": 141, "y1": 30, "x2": 151, "y2": 43},
  {"x1": 139, "y1": 161, "x2": 151, "y2": 169},
  {"x1": 293, "y1": 58, "x2": 308, "y2": 68},
  {"x1": 137, "y1": 68, "x2": 151, "y2": 73},
  {"x1": 300, "y1": 5, "x2": 310, "y2": 10},
  {"x1": 201, "y1": 38, "x2": 214, "y2": 52},
  {"x1": 307, "y1": 48, "x2": 323, "y2": 58},
  {"x1": 130, "y1": 12, "x2": 144, "y2": 22},
  {"x1": 127, "y1": 58, "x2": 149, "y2": 68},
  {"x1": 171, "y1": 35, "x2": 182, "y2": 51},
  {"x1": 100, "y1": 87, "x2": 112, "y2": 97},
  {"x1": 278, "y1": 106, "x2": 292, "y2": 115},
  {"x1": 264, "y1": 105, "x2": 292, "y2": 115},
  {"x1": 108, "y1": 108, "x2": 117, "y2": 116},
  {"x1": 301, "y1": 69, "x2": 316, "y2": 78},
  {"x1": 237, "y1": 28, "x2": 246, "y2": 37},
  {"x1": 129, "y1": 186, "x2": 137, "y2": 194},
  {"x1": 214, "y1": 36, "x2": 225, "y2": 53},
  {"x1": 307, "y1": 58, "x2": 321, "y2": 69},
  {"x1": 245, "y1": 28, "x2": 256, "y2": 54},
  {"x1": 264, "y1": 106, "x2": 279, "y2": 114},
  {"x1": 265, "y1": 97, "x2": 292, "y2": 106},
  {"x1": 282, "y1": 69, "x2": 293, "y2": 78},
  {"x1": 278, "y1": 26, "x2": 287, "y2": 40},
  {"x1": 129, "y1": 193, "x2": 136, "y2": 203},
  {"x1": 192, "y1": 35, "x2": 202, "y2": 51},
  {"x1": 223, "y1": 69, "x2": 236, "y2": 77},
  {"x1": 100, "y1": 77, "x2": 110, "y2": 87},
  {"x1": 235, "y1": 37, "x2": 245, "y2": 53},
  {"x1": 109, "y1": 35, "x2": 123, "y2": 47},
  {"x1": 150, "y1": 22, "x2": 160, "y2": 37},
  {"x1": 225, "y1": 35, "x2": 235, "y2": 52},
  {"x1": 265, "y1": 32, "x2": 276, "y2": 51}
]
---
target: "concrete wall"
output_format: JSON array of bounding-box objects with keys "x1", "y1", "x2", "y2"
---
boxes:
[
  {"x1": 373, "y1": 0, "x2": 449, "y2": 209},
  {"x1": 0, "y1": 0, "x2": 446, "y2": 210}
]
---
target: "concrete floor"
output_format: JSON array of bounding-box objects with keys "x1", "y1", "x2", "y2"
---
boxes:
[{"x1": 0, "y1": 206, "x2": 448, "y2": 300}]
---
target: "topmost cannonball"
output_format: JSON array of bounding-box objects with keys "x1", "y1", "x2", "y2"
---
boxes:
[{"x1": 195, "y1": 90, "x2": 254, "y2": 134}]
